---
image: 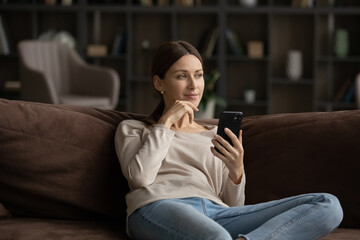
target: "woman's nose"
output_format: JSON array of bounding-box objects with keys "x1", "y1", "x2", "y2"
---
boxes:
[{"x1": 188, "y1": 77, "x2": 196, "y2": 89}]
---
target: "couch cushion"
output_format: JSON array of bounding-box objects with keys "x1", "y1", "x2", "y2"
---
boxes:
[
  {"x1": 320, "y1": 228, "x2": 360, "y2": 240},
  {"x1": 0, "y1": 202, "x2": 11, "y2": 218},
  {"x1": 241, "y1": 110, "x2": 360, "y2": 229},
  {"x1": 0, "y1": 99, "x2": 143, "y2": 221},
  {"x1": 0, "y1": 217, "x2": 129, "y2": 240}
]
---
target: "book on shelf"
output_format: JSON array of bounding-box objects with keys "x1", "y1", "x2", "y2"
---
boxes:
[
  {"x1": 205, "y1": 28, "x2": 218, "y2": 58},
  {"x1": 111, "y1": 29, "x2": 127, "y2": 56},
  {"x1": 343, "y1": 82, "x2": 355, "y2": 103},
  {"x1": 0, "y1": 14, "x2": 10, "y2": 55},
  {"x1": 198, "y1": 28, "x2": 218, "y2": 58},
  {"x1": 225, "y1": 28, "x2": 242, "y2": 56},
  {"x1": 334, "y1": 79, "x2": 351, "y2": 102}
]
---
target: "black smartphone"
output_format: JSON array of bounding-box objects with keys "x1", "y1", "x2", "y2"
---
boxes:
[{"x1": 215, "y1": 111, "x2": 243, "y2": 152}]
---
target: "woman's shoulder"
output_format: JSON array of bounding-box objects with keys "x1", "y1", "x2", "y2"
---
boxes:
[{"x1": 118, "y1": 119, "x2": 149, "y2": 129}]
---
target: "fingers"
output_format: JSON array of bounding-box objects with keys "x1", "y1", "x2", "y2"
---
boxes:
[
  {"x1": 238, "y1": 129, "x2": 243, "y2": 145},
  {"x1": 211, "y1": 138, "x2": 231, "y2": 158},
  {"x1": 160, "y1": 100, "x2": 199, "y2": 126},
  {"x1": 179, "y1": 101, "x2": 197, "y2": 124},
  {"x1": 211, "y1": 129, "x2": 244, "y2": 162},
  {"x1": 212, "y1": 134, "x2": 234, "y2": 156},
  {"x1": 225, "y1": 128, "x2": 242, "y2": 150},
  {"x1": 210, "y1": 146, "x2": 230, "y2": 163}
]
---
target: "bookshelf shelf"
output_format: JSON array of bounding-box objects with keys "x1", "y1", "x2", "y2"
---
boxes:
[{"x1": 0, "y1": 0, "x2": 359, "y2": 115}]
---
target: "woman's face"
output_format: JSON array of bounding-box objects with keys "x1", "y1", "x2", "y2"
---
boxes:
[{"x1": 154, "y1": 54, "x2": 204, "y2": 109}]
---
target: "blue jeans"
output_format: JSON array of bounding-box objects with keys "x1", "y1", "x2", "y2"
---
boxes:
[{"x1": 128, "y1": 193, "x2": 343, "y2": 240}]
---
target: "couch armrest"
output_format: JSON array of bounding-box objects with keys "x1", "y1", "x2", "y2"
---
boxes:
[{"x1": 19, "y1": 62, "x2": 59, "y2": 104}]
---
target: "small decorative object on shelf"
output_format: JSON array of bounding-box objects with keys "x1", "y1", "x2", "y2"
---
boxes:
[
  {"x1": 157, "y1": 0, "x2": 169, "y2": 6},
  {"x1": 334, "y1": 29, "x2": 349, "y2": 58},
  {"x1": 286, "y1": 50, "x2": 303, "y2": 81},
  {"x1": 45, "y1": 0, "x2": 56, "y2": 5},
  {"x1": 87, "y1": 44, "x2": 108, "y2": 57},
  {"x1": 176, "y1": 0, "x2": 194, "y2": 7},
  {"x1": 140, "y1": 0, "x2": 153, "y2": 6},
  {"x1": 239, "y1": 0, "x2": 257, "y2": 7},
  {"x1": 38, "y1": 30, "x2": 76, "y2": 49},
  {"x1": 247, "y1": 41, "x2": 264, "y2": 58},
  {"x1": 141, "y1": 39, "x2": 151, "y2": 75},
  {"x1": 292, "y1": 0, "x2": 313, "y2": 7},
  {"x1": 61, "y1": 0, "x2": 72, "y2": 6},
  {"x1": 244, "y1": 89, "x2": 256, "y2": 104}
]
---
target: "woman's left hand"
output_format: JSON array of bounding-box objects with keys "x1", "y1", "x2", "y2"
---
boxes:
[{"x1": 210, "y1": 129, "x2": 244, "y2": 184}]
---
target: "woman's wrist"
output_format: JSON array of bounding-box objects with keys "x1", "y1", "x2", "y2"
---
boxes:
[
  {"x1": 157, "y1": 116, "x2": 172, "y2": 129},
  {"x1": 229, "y1": 167, "x2": 244, "y2": 185}
]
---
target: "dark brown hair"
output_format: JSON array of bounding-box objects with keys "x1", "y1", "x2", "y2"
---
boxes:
[{"x1": 145, "y1": 40, "x2": 203, "y2": 125}]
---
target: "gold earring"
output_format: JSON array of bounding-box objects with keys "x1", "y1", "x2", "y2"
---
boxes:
[{"x1": 161, "y1": 91, "x2": 164, "y2": 94}]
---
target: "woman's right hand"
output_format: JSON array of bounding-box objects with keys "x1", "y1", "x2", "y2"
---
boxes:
[{"x1": 157, "y1": 100, "x2": 199, "y2": 128}]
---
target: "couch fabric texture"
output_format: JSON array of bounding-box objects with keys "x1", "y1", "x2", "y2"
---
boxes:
[{"x1": 0, "y1": 98, "x2": 359, "y2": 239}]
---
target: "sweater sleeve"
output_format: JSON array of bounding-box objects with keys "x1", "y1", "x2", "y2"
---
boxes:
[
  {"x1": 220, "y1": 166, "x2": 246, "y2": 207},
  {"x1": 114, "y1": 120, "x2": 175, "y2": 189}
]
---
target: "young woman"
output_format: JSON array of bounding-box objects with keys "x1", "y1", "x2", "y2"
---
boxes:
[{"x1": 114, "y1": 40, "x2": 343, "y2": 240}]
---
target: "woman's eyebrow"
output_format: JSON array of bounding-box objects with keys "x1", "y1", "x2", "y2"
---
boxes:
[{"x1": 172, "y1": 69, "x2": 203, "y2": 73}]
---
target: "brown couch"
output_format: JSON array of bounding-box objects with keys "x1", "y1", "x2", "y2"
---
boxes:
[{"x1": 0, "y1": 98, "x2": 359, "y2": 240}]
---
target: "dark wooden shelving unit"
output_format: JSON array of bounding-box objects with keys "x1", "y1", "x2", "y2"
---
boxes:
[{"x1": 1, "y1": 0, "x2": 359, "y2": 115}]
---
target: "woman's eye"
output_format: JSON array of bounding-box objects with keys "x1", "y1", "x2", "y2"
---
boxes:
[
  {"x1": 195, "y1": 73, "x2": 203, "y2": 78},
  {"x1": 177, "y1": 74, "x2": 186, "y2": 79}
]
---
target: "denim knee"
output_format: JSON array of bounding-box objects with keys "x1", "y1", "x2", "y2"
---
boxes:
[{"x1": 319, "y1": 193, "x2": 343, "y2": 232}]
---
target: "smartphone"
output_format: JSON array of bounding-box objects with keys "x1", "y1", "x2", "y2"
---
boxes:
[{"x1": 215, "y1": 111, "x2": 243, "y2": 152}]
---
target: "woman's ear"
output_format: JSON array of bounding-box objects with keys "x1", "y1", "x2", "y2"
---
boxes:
[{"x1": 153, "y1": 75, "x2": 163, "y2": 92}]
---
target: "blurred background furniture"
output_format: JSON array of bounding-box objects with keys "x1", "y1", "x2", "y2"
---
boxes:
[
  {"x1": 18, "y1": 40, "x2": 120, "y2": 109},
  {"x1": 1, "y1": 2, "x2": 359, "y2": 116}
]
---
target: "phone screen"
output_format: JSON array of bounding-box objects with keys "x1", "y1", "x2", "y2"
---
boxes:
[{"x1": 216, "y1": 111, "x2": 243, "y2": 150}]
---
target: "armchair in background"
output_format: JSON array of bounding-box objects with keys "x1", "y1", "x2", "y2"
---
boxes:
[{"x1": 18, "y1": 40, "x2": 120, "y2": 109}]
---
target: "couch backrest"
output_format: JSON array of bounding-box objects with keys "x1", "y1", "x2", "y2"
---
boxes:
[
  {"x1": 0, "y1": 99, "x2": 144, "y2": 222},
  {"x1": 242, "y1": 111, "x2": 360, "y2": 228},
  {"x1": 1, "y1": 99, "x2": 360, "y2": 228}
]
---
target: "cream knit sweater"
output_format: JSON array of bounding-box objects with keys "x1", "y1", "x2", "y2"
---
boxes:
[{"x1": 114, "y1": 119, "x2": 245, "y2": 219}]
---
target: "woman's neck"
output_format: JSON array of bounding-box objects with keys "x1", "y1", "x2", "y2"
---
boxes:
[
  {"x1": 171, "y1": 114, "x2": 206, "y2": 133},
  {"x1": 172, "y1": 114, "x2": 192, "y2": 129}
]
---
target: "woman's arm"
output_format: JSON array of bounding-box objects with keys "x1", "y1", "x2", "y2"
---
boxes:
[
  {"x1": 211, "y1": 129, "x2": 246, "y2": 206},
  {"x1": 115, "y1": 120, "x2": 175, "y2": 189},
  {"x1": 220, "y1": 167, "x2": 246, "y2": 207}
]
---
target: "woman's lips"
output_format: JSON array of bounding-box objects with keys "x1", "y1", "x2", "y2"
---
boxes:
[{"x1": 184, "y1": 94, "x2": 199, "y2": 100}]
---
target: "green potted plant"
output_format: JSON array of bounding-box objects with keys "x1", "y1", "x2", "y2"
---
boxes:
[{"x1": 195, "y1": 70, "x2": 227, "y2": 119}]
